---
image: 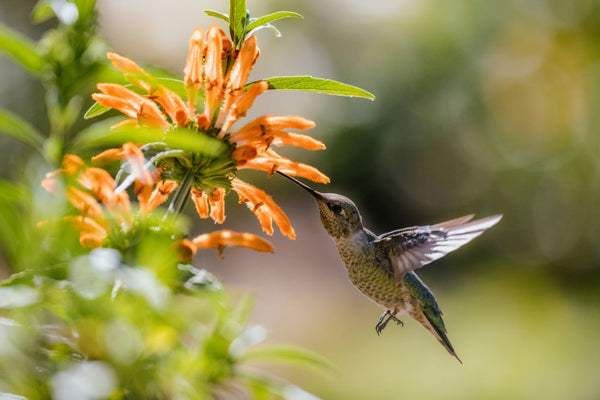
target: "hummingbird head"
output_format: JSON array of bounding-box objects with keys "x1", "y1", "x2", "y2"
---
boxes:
[{"x1": 277, "y1": 172, "x2": 363, "y2": 239}]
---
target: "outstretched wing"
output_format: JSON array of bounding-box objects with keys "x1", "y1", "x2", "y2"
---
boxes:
[{"x1": 374, "y1": 215, "x2": 502, "y2": 281}]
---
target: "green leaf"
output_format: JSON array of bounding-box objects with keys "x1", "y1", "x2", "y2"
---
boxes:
[
  {"x1": 204, "y1": 10, "x2": 229, "y2": 23},
  {"x1": 0, "y1": 181, "x2": 28, "y2": 204},
  {"x1": 230, "y1": 0, "x2": 248, "y2": 47},
  {"x1": 69, "y1": 117, "x2": 126, "y2": 150},
  {"x1": 0, "y1": 109, "x2": 44, "y2": 152},
  {"x1": 155, "y1": 78, "x2": 189, "y2": 100},
  {"x1": 235, "y1": 372, "x2": 289, "y2": 400},
  {"x1": 255, "y1": 76, "x2": 376, "y2": 100},
  {"x1": 31, "y1": 0, "x2": 56, "y2": 24},
  {"x1": 72, "y1": 123, "x2": 227, "y2": 156},
  {"x1": 0, "y1": 23, "x2": 44, "y2": 74},
  {"x1": 164, "y1": 128, "x2": 227, "y2": 156},
  {"x1": 246, "y1": 11, "x2": 303, "y2": 34},
  {"x1": 250, "y1": 24, "x2": 281, "y2": 38},
  {"x1": 241, "y1": 344, "x2": 334, "y2": 372},
  {"x1": 0, "y1": 181, "x2": 30, "y2": 270},
  {"x1": 83, "y1": 101, "x2": 109, "y2": 119}
]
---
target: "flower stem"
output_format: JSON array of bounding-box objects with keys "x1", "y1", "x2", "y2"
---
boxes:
[{"x1": 167, "y1": 168, "x2": 194, "y2": 216}]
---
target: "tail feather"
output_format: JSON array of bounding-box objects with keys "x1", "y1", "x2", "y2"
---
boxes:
[{"x1": 422, "y1": 309, "x2": 463, "y2": 364}]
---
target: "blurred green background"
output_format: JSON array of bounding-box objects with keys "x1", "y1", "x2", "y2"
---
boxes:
[{"x1": 2, "y1": 0, "x2": 600, "y2": 398}]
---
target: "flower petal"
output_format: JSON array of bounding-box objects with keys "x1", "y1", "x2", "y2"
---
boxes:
[
  {"x1": 66, "y1": 187, "x2": 105, "y2": 221},
  {"x1": 231, "y1": 178, "x2": 295, "y2": 239},
  {"x1": 184, "y1": 27, "x2": 205, "y2": 115},
  {"x1": 233, "y1": 116, "x2": 316, "y2": 139},
  {"x1": 62, "y1": 154, "x2": 85, "y2": 174},
  {"x1": 232, "y1": 145, "x2": 258, "y2": 165},
  {"x1": 140, "y1": 180, "x2": 178, "y2": 213},
  {"x1": 79, "y1": 167, "x2": 129, "y2": 207},
  {"x1": 208, "y1": 188, "x2": 226, "y2": 223},
  {"x1": 92, "y1": 147, "x2": 126, "y2": 163},
  {"x1": 203, "y1": 25, "x2": 225, "y2": 118},
  {"x1": 220, "y1": 81, "x2": 268, "y2": 133},
  {"x1": 107, "y1": 52, "x2": 154, "y2": 92},
  {"x1": 93, "y1": 84, "x2": 168, "y2": 128},
  {"x1": 240, "y1": 148, "x2": 330, "y2": 183},
  {"x1": 192, "y1": 229, "x2": 274, "y2": 257},
  {"x1": 184, "y1": 28, "x2": 205, "y2": 86},
  {"x1": 123, "y1": 143, "x2": 153, "y2": 186},
  {"x1": 191, "y1": 188, "x2": 210, "y2": 218},
  {"x1": 175, "y1": 239, "x2": 197, "y2": 261},
  {"x1": 225, "y1": 35, "x2": 259, "y2": 97},
  {"x1": 64, "y1": 215, "x2": 107, "y2": 248},
  {"x1": 79, "y1": 233, "x2": 105, "y2": 248},
  {"x1": 41, "y1": 170, "x2": 61, "y2": 194},
  {"x1": 151, "y1": 85, "x2": 189, "y2": 126}
]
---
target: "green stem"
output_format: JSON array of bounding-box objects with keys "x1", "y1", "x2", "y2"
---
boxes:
[{"x1": 167, "y1": 168, "x2": 194, "y2": 216}]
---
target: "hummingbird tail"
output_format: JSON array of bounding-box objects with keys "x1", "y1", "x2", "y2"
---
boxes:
[{"x1": 422, "y1": 311, "x2": 463, "y2": 364}]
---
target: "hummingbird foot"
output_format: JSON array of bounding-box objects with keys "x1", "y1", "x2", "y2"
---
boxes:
[{"x1": 375, "y1": 310, "x2": 404, "y2": 335}]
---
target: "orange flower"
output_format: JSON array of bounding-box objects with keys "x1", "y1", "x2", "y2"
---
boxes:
[
  {"x1": 231, "y1": 178, "x2": 294, "y2": 239},
  {"x1": 192, "y1": 230, "x2": 273, "y2": 258},
  {"x1": 90, "y1": 24, "x2": 330, "y2": 241},
  {"x1": 43, "y1": 155, "x2": 180, "y2": 245},
  {"x1": 93, "y1": 84, "x2": 169, "y2": 129},
  {"x1": 42, "y1": 155, "x2": 133, "y2": 248},
  {"x1": 43, "y1": 155, "x2": 268, "y2": 261}
]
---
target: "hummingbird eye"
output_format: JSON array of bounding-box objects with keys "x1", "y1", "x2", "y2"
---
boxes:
[{"x1": 329, "y1": 203, "x2": 343, "y2": 214}]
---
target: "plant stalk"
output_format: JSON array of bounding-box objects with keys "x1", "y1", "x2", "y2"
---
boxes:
[{"x1": 167, "y1": 168, "x2": 194, "y2": 216}]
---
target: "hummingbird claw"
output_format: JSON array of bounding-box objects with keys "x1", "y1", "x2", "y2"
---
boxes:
[{"x1": 375, "y1": 310, "x2": 404, "y2": 335}]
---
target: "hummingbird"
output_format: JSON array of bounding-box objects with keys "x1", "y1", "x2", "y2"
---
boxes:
[{"x1": 277, "y1": 172, "x2": 502, "y2": 363}]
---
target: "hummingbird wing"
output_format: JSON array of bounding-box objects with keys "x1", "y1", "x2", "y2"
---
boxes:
[{"x1": 374, "y1": 214, "x2": 502, "y2": 281}]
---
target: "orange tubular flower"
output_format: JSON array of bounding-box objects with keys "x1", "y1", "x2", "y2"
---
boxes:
[
  {"x1": 42, "y1": 155, "x2": 130, "y2": 248},
  {"x1": 192, "y1": 230, "x2": 274, "y2": 258},
  {"x1": 93, "y1": 84, "x2": 169, "y2": 129},
  {"x1": 175, "y1": 239, "x2": 197, "y2": 261},
  {"x1": 231, "y1": 178, "x2": 295, "y2": 239},
  {"x1": 42, "y1": 155, "x2": 195, "y2": 260},
  {"x1": 140, "y1": 180, "x2": 178, "y2": 214},
  {"x1": 90, "y1": 24, "x2": 330, "y2": 243}
]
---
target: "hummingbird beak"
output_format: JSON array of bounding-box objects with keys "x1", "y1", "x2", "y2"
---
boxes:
[{"x1": 276, "y1": 171, "x2": 325, "y2": 200}]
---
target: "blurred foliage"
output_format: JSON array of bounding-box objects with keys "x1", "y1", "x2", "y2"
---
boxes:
[
  {"x1": 0, "y1": 0, "x2": 331, "y2": 398},
  {"x1": 0, "y1": 0, "x2": 110, "y2": 163}
]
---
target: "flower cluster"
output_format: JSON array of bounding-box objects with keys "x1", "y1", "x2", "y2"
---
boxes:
[
  {"x1": 42, "y1": 24, "x2": 332, "y2": 258},
  {"x1": 90, "y1": 24, "x2": 329, "y2": 240},
  {"x1": 41, "y1": 154, "x2": 273, "y2": 258}
]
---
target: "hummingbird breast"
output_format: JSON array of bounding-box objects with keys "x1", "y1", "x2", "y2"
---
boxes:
[{"x1": 335, "y1": 230, "x2": 409, "y2": 312}]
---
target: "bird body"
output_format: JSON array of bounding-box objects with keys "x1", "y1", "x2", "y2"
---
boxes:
[{"x1": 277, "y1": 172, "x2": 501, "y2": 363}]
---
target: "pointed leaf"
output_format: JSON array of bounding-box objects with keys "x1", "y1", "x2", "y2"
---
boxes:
[
  {"x1": 204, "y1": 10, "x2": 229, "y2": 23},
  {"x1": 241, "y1": 344, "x2": 335, "y2": 372},
  {"x1": 248, "y1": 23, "x2": 281, "y2": 38},
  {"x1": 254, "y1": 76, "x2": 375, "y2": 100},
  {"x1": 72, "y1": 122, "x2": 227, "y2": 156},
  {"x1": 31, "y1": 0, "x2": 56, "y2": 24},
  {"x1": 0, "y1": 24, "x2": 44, "y2": 74},
  {"x1": 83, "y1": 101, "x2": 110, "y2": 119},
  {"x1": 0, "y1": 109, "x2": 44, "y2": 152},
  {"x1": 246, "y1": 11, "x2": 302, "y2": 34},
  {"x1": 68, "y1": 118, "x2": 117, "y2": 150},
  {"x1": 230, "y1": 0, "x2": 248, "y2": 47}
]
